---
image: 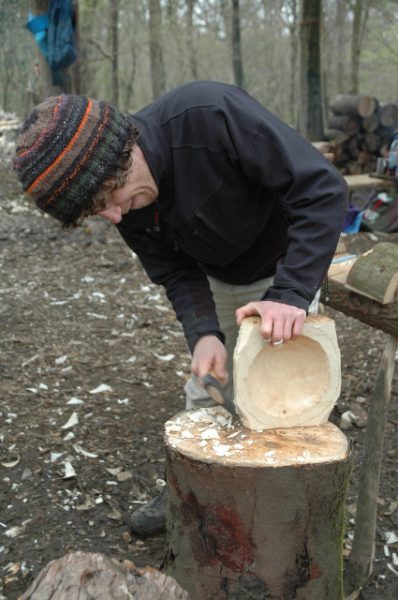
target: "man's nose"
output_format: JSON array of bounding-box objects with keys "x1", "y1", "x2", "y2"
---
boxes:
[{"x1": 97, "y1": 205, "x2": 122, "y2": 224}]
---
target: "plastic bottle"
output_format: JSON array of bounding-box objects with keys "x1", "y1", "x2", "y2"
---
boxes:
[{"x1": 387, "y1": 134, "x2": 398, "y2": 176}]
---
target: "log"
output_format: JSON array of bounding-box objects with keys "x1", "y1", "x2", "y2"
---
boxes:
[
  {"x1": 345, "y1": 242, "x2": 398, "y2": 304},
  {"x1": 346, "y1": 161, "x2": 363, "y2": 175},
  {"x1": 323, "y1": 278, "x2": 398, "y2": 338},
  {"x1": 330, "y1": 94, "x2": 378, "y2": 118},
  {"x1": 20, "y1": 551, "x2": 191, "y2": 599},
  {"x1": 345, "y1": 335, "x2": 398, "y2": 592},
  {"x1": 325, "y1": 129, "x2": 350, "y2": 145},
  {"x1": 363, "y1": 132, "x2": 382, "y2": 153},
  {"x1": 233, "y1": 315, "x2": 341, "y2": 430},
  {"x1": 343, "y1": 173, "x2": 397, "y2": 190},
  {"x1": 328, "y1": 115, "x2": 359, "y2": 136},
  {"x1": 379, "y1": 102, "x2": 398, "y2": 128},
  {"x1": 164, "y1": 408, "x2": 351, "y2": 600},
  {"x1": 347, "y1": 136, "x2": 359, "y2": 159},
  {"x1": 312, "y1": 140, "x2": 331, "y2": 154},
  {"x1": 361, "y1": 114, "x2": 380, "y2": 133}
]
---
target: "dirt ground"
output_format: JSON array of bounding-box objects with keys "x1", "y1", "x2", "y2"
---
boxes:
[{"x1": 1, "y1": 144, "x2": 398, "y2": 599}]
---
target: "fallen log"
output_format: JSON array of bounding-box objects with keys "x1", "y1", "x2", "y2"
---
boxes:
[
  {"x1": 164, "y1": 408, "x2": 351, "y2": 600},
  {"x1": 20, "y1": 552, "x2": 190, "y2": 600}
]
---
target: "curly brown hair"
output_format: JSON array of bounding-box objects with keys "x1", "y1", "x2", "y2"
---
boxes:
[{"x1": 66, "y1": 128, "x2": 139, "y2": 228}]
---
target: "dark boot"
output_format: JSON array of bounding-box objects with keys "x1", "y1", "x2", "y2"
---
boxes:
[{"x1": 129, "y1": 488, "x2": 167, "y2": 537}]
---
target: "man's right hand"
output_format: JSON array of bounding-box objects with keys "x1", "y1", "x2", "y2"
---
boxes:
[{"x1": 191, "y1": 335, "x2": 228, "y2": 384}]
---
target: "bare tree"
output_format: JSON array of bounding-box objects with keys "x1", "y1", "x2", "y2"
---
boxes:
[
  {"x1": 186, "y1": 0, "x2": 198, "y2": 79},
  {"x1": 149, "y1": 0, "x2": 166, "y2": 99},
  {"x1": 335, "y1": 0, "x2": 347, "y2": 91},
  {"x1": 231, "y1": 0, "x2": 245, "y2": 88},
  {"x1": 299, "y1": 0, "x2": 324, "y2": 140},
  {"x1": 110, "y1": 0, "x2": 119, "y2": 105},
  {"x1": 350, "y1": 0, "x2": 370, "y2": 94}
]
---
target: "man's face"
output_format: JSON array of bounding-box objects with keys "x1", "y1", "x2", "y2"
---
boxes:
[{"x1": 97, "y1": 145, "x2": 158, "y2": 224}]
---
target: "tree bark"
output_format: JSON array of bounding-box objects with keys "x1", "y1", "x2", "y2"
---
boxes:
[
  {"x1": 149, "y1": 0, "x2": 166, "y2": 99},
  {"x1": 379, "y1": 102, "x2": 398, "y2": 127},
  {"x1": 164, "y1": 408, "x2": 351, "y2": 600},
  {"x1": 323, "y1": 279, "x2": 398, "y2": 338},
  {"x1": 287, "y1": 0, "x2": 299, "y2": 126},
  {"x1": 110, "y1": 0, "x2": 119, "y2": 106},
  {"x1": 231, "y1": 0, "x2": 245, "y2": 88},
  {"x1": 329, "y1": 94, "x2": 378, "y2": 118},
  {"x1": 186, "y1": 0, "x2": 198, "y2": 79},
  {"x1": 21, "y1": 551, "x2": 190, "y2": 599},
  {"x1": 350, "y1": 0, "x2": 370, "y2": 95},
  {"x1": 361, "y1": 113, "x2": 379, "y2": 133},
  {"x1": 335, "y1": 0, "x2": 347, "y2": 92},
  {"x1": 328, "y1": 114, "x2": 359, "y2": 135},
  {"x1": 345, "y1": 242, "x2": 398, "y2": 304},
  {"x1": 299, "y1": 0, "x2": 324, "y2": 140}
]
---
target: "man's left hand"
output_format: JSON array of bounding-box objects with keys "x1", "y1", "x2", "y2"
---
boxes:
[{"x1": 236, "y1": 300, "x2": 306, "y2": 345}]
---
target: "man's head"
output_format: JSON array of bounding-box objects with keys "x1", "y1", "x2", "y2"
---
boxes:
[{"x1": 14, "y1": 94, "x2": 139, "y2": 226}]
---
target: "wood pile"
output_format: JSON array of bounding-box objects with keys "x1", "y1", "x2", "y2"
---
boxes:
[{"x1": 324, "y1": 94, "x2": 398, "y2": 174}]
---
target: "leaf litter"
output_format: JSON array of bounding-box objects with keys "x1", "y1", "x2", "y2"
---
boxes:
[{"x1": 0, "y1": 156, "x2": 397, "y2": 599}]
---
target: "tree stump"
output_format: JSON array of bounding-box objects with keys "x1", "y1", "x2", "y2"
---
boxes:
[
  {"x1": 20, "y1": 551, "x2": 190, "y2": 599},
  {"x1": 164, "y1": 407, "x2": 351, "y2": 600}
]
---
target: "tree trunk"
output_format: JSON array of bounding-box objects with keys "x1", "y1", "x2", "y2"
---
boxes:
[
  {"x1": 287, "y1": 0, "x2": 299, "y2": 126},
  {"x1": 71, "y1": 0, "x2": 81, "y2": 94},
  {"x1": 186, "y1": 0, "x2": 198, "y2": 79},
  {"x1": 350, "y1": 0, "x2": 369, "y2": 95},
  {"x1": 335, "y1": 0, "x2": 347, "y2": 92},
  {"x1": 164, "y1": 408, "x2": 351, "y2": 600},
  {"x1": 21, "y1": 551, "x2": 190, "y2": 599},
  {"x1": 149, "y1": 0, "x2": 166, "y2": 99},
  {"x1": 299, "y1": 0, "x2": 324, "y2": 140},
  {"x1": 231, "y1": 0, "x2": 245, "y2": 88},
  {"x1": 110, "y1": 0, "x2": 119, "y2": 106},
  {"x1": 30, "y1": 0, "x2": 75, "y2": 98}
]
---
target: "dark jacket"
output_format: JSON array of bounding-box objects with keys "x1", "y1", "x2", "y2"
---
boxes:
[{"x1": 117, "y1": 81, "x2": 347, "y2": 352}]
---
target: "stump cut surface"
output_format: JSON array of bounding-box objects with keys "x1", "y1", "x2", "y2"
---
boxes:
[{"x1": 164, "y1": 407, "x2": 348, "y2": 467}]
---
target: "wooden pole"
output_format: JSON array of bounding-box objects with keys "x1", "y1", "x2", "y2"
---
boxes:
[
  {"x1": 345, "y1": 335, "x2": 397, "y2": 592},
  {"x1": 164, "y1": 408, "x2": 351, "y2": 600}
]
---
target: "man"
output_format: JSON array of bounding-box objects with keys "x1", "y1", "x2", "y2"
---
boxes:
[{"x1": 14, "y1": 81, "x2": 347, "y2": 537}]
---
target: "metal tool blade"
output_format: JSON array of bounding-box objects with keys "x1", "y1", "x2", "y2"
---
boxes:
[{"x1": 202, "y1": 374, "x2": 236, "y2": 416}]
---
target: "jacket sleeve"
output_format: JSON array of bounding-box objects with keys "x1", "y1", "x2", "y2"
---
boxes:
[
  {"x1": 218, "y1": 86, "x2": 348, "y2": 311},
  {"x1": 117, "y1": 217, "x2": 225, "y2": 353}
]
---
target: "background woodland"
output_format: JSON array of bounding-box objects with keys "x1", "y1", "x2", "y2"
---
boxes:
[{"x1": 1, "y1": 0, "x2": 398, "y2": 136}]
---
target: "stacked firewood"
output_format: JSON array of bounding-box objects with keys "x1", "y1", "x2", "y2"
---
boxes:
[{"x1": 325, "y1": 95, "x2": 398, "y2": 174}]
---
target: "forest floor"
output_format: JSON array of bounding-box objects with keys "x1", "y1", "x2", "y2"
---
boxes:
[{"x1": 1, "y1": 141, "x2": 398, "y2": 599}]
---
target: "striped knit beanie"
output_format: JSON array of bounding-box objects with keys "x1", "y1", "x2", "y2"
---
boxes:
[{"x1": 14, "y1": 95, "x2": 135, "y2": 225}]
